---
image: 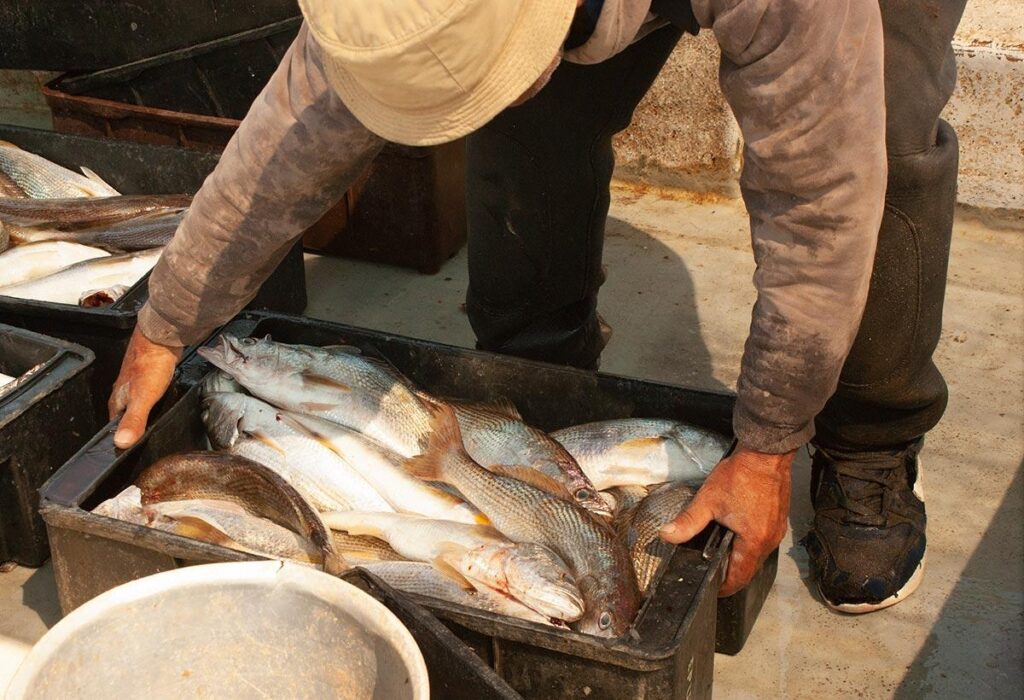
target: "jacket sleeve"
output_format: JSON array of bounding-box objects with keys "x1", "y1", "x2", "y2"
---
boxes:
[
  {"x1": 690, "y1": 0, "x2": 887, "y2": 453},
  {"x1": 138, "y1": 23, "x2": 384, "y2": 347}
]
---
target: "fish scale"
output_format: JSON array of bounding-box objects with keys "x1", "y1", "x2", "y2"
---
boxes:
[
  {"x1": 616, "y1": 481, "x2": 696, "y2": 594},
  {"x1": 202, "y1": 392, "x2": 394, "y2": 514},
  {"x1": 0, "y1": 241, "x2": 110, "y2": 287},
  {"x1": 447, "y1": 401, "x2": 610, "y2": 517},
  {"x1": 0, "y1": 193, "x2": 191, "y2": 228},
  {"x1": 0, "y1": 248, "x2": 162, "y2": 305},
  {"x1": 406, "y1": 405, "x2": 639, "y2": 638},
  {"x1": 357, "y1": 561, "x2": 553, "y2": 625},
  {"x1": 8, "y1": 209, "x2": 185, "y2": 252},
  {"x1": 0, "y1": 141, "x2": 120, "y2": 198}
]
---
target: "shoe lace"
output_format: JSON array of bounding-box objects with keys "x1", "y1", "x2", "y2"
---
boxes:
[{"x1": 819, "y1": 449, "x2": 916, "y2": 527}]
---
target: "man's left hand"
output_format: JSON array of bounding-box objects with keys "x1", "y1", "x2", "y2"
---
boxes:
[{"x1": 660, "y1": 446, "x2": 794, "y2": 596}]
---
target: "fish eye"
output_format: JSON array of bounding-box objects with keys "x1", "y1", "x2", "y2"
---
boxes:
[
  {"x1": 598, "y1": 612, "x2": 612, "y2": 630},
  {"x1": 574, "y1": 488, "x2": 593, "y2": 501}
]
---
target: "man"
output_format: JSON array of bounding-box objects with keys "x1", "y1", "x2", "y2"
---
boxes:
[{"x1": 109, "y1": 0, "x2": 966, "y2": 611}]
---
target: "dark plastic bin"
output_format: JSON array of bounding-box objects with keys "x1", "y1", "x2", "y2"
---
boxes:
[
  {"x1": 0, "y1": 125, "x2": 306, "y2": 423},
  {"x1": 41, "y1": 312, "x2": 778, "y2": 698},
  {"x1": 0, "y1": 324, "x2": 97, "y2": 566},
  {"x1": 41, "y1": 19, "x2": 467, "y2": 274},
  {"x1": 0, "y1": 0, "x2": 301, "y2": 71}
]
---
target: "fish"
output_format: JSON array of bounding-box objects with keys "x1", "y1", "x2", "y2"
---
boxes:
[
  {"x1": 197, "y1": 335, "x2": 434, "y2": 458},
  {"x1": 0, "y1": 141, "x2": 120, "y2": 198},
  {"x1": 143, "y1": 498, "x2": 325, "y2": 564},
  {"x1": 201, "y1": 369, "x2": 246, "y2": 396},
  {"x1": 324, "y1": 511, "x2": 583, "y2": 621},
  {"x1": 406, "y1": 404, "x2": 640, "y2": 638},
  {"x1": 6, "y1": 208, "x2": 184, "y2": 252},
  {"x1": 0, "y1": 193, "x2": 190, "y2": 229},
  {"x1": 0, "y1": 170, "x2": 25, "y2": 198},
  {"x1": 285, "y1": 411, "x2": 486, "y2": 524},
  {"x1": 134, "y1": 451, "x2": 346, "y2": 575},
  {"x1": 0, "y1": 241, "x2": 111, "y2": 287},
  {"x1": 0, "y1": 248, "x2": 161, "y2": 305},
  {"x1": 551, "y1": 418, "x2": 732, "y2": 490},
  {"x1": 428, "y1": 398, "x2": 610, "y2": 518},
  {"x1": 357, "y1": 561, "x2": 554, "y2": 626},
  {"x1": 0, "y1": 221, "x2": 8, "y2": 254},
  {"x1": 330, "y1": 531, "x2": 405, "y2": 563},
  {"x1": 202, "y1": 392, "x2": 394, "y2": 514},
  {"x1": 615, "y1": 481, "x2": 697, "y2": 594},
  {"x1": 79, "y1": 284, "x2": 131, "y2": 307},
  {"x1": 603, "y1": 485, "x2": 651, "y2": 518},
  {"x1": 92, "y1": 485, "x2": 149, "y2": 524}
]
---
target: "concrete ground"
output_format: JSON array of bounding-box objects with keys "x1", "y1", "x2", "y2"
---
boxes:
[{"x1": 1, "y1": 184, "x2": 1021, "y2": 697}]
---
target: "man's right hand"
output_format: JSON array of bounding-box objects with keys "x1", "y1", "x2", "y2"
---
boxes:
[{"x1": 108, "y1": 327, "x2": 184, "y2": 449}]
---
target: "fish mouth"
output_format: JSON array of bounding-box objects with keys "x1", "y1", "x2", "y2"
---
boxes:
[
  {"x1": 522, "y1": 588, "x2": 585, "y2": 622},
  {"x1": 197, "y1": 335, "x2": 243, "y2": 372}
]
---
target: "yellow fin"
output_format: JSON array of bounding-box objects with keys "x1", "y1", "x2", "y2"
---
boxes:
[
  {"x1": 251, "y1": 431, "x2": 287, "y2": 456},
  {"x1": 489, "y1": 464, "x2": 573, "y2": 500},
  {"x1": 299, "y1": 370, "x2": 351, "y2": 392},
  {"x1": 617, "y1": 436, "x2": 668, "y2": 453},
  {"x1": 432, "y1": 543, "x2": 473, "y2": 590}
]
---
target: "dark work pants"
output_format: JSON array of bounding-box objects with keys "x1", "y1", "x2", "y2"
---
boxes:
[{"x1": 465, "y1": 2, "x2": 967, "y2": 454}]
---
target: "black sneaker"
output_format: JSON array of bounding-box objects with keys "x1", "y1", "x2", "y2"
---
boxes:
[{"x1": 802, "y1": 441, "x2": 926, "y2": 613}]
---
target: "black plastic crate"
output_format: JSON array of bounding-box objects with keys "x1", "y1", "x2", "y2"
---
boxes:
[
  {"x1": 41, "y1": 312, "x2": 778, "y2": 698},
  {"x1": 0, "y1": 324, "x2": 97, "y2": 566},
  {"x1": 0, "y1": 125, "x2": 306, "y2": 423}
]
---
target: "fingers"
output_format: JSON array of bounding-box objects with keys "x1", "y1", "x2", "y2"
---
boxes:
[
  {"x1": 719, "y1": 540, "x2": 757, "y2": 597},
  {"x1": 113, "y1": 386, "x2": 158, "y2": 449},
  {"x1": 659, "y1": 498, "x2": 713, "y2": 544}
]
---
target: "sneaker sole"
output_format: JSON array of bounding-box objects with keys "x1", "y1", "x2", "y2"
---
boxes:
[{"x1": 821, "y1": 551, "x2": 926, "y2": 614}]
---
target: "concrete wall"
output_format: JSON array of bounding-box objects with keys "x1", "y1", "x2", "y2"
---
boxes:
[{"x1": 613, "y1": 2, "x2": 1024, "y2": 223}]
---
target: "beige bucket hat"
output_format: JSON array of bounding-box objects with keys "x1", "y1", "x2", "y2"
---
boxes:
[{"x1": 298, "y1": 0, "x2": 577, "y2": 146}]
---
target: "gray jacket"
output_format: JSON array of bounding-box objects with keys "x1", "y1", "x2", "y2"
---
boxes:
[{"x1": 140, "y1": 0, "x2": 886, "y2": 454}]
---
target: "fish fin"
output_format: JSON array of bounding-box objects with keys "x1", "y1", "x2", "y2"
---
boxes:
[
  {"x1": 322, "y1": 344, "x2": 362, "y2": 355},
  {"x1": 618, "y1": 436, "x2": 669, "y2": 452},
  {"x1": 357, "y1": 352, "x2": 421, "y2": 389},
  {"x1": 298, "y1": 402, "x2": 337, "y2": 412},
  {"x1": 250, "y1": 430, "x2": 287, "y2": 456},
  {"x1": 322, "y1": 550, "x2": 349, "y2": 576},
  {"x1": 299, "y1": 370, "x2": 351, "y2": 392},
  {"x1": 432, "y1": 546, "x2": 474, "y2": 591},
  {"x1": 489, "y1": 464, "x2": 574, "y2": 500},
  {"x1": 482, "y1": 398, "x2": 523, "y2": 420},
  {"x1": 403, "y1": 403, "x2": 465, "y2": 484},
  {"x1": 78, "y1": 166, "x2": 120, "y2": 196},
  {"x1": 167, "y1": 516, "x2": 237, "y2": 548}
]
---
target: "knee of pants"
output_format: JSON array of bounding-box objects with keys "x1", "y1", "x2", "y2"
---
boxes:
[{"x1": 837, "y1": 121, "x2": 958, "y2": 393}]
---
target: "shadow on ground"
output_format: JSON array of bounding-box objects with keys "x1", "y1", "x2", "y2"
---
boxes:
[{"x1": 894, "y1": 457, "x2": 1024, "y2": 697}]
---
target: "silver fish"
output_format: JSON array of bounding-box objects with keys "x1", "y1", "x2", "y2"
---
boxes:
[
  {"x1": 0, "y1": 170, "x2": 24, "y2": 198},
  {"x1": 7, "y1": 209, "x2": 184, "y2": 252},
  {"x1": 286, "y1": 411, "x2": 486, "y2": 524},
  {"x1": 358, "y1": 561, "x2": 554, "y2": 626},
  {"x1": 197, "y1": 335, "x2": 434, "y2": 458},
  {"x1": 0, "y1": 141, "x2": 120, "y2": 198},
  {"x1": 0, "y1": 241, "x2": 110, "y2": 287},
  {"x1": 551, "y1": 418, "x2": 731, "y2": 490},
  {"x1": 406, "y1": 404, "x2": 640, "y2": 638},
  {"x1": 202, "y1": 392, "x2": 393, "y2": 513},
  {"x1": 436, "y1": 398, "x2": 609, "y2": 518},
  {"x1": 324, "y1": 511, "x2": 583, "y2": 621},
  {"x1": 616, "y1": 481, "x2": 697, "y2": 594},
  {"x1": 79, "y1": 284, "x2": 131, "y2": 307},
  {"x1": 0, "y1": 193, "x2": 190, "y2": 228},
  {"x1": 0, "y1": 248, "x2": 161, "y2": 305}
]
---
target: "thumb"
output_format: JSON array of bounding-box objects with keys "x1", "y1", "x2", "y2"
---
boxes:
[
  {"x1": 113, "y1": 389, "x2": 154, "y2": 449},
  {"x1": 660, "y1": 498, "x2": 714, "y2": 544}
]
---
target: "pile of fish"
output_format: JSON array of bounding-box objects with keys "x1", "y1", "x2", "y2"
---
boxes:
[
  {"x1": 95, "y1": 335, "x2": 731, "y2": 639},
  {"x1": 0, "y1": 141, "x2": 189, "y2": 306}
]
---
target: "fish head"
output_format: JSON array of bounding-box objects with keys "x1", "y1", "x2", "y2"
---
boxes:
[
  {"x1": 502, "y1": 544, "x2": 585, "y2": 622},
  {"x1": 201, "y1": 392, "x2": 276, "y2": 449},
  {"x1": 201, "y1": 370, "x2": 244, "y2": 397},
  {"x1": 574, "y1": 577, "x2": 636, "y2": 638},
  {"x1": 553, "y1": 459, "x2": 613, "y2": 518},
  {"x1": 197, "y1": 335, "x2": 298, "y2": 387}
]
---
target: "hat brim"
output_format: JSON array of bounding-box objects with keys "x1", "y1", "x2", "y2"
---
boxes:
[{"x1": 320, "y1": 0, "x2": 576, "y2": 146}]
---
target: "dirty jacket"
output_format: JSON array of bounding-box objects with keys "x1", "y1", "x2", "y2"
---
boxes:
[{"x1": 140, "y1": 0, "x2": 887, "y2": 455}]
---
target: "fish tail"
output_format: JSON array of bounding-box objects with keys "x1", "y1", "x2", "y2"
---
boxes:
[
  {"x1": 322, "y1": 549, "x2": 350, "y2": 577},
  {"x1": 404, "y1": 402, "x2": 465, "y2": 484}
]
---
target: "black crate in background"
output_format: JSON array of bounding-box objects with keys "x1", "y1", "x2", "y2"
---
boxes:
[
  {"x1": 0, "y1": 324, "x2": 97, "y2": 566},
  {"x1": 41, "y1": 311, "x2": 779, "y2": 698},
  {"x1": 0, "y1": 125, "x2": 306, "y2": 424}
]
